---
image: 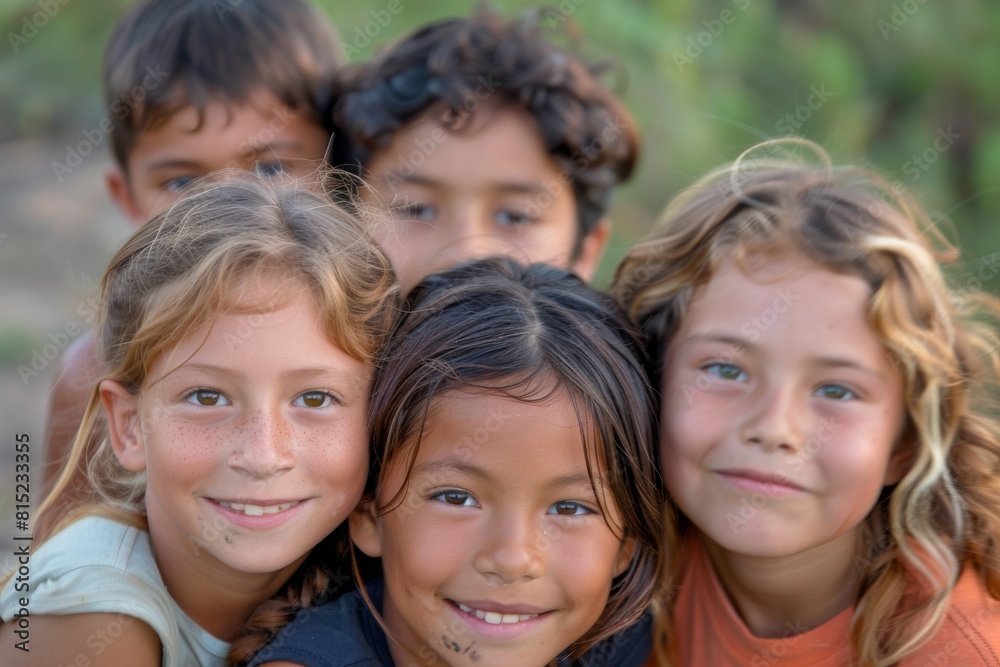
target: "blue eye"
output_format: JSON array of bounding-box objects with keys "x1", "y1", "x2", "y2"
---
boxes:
[
  {"x1": 400, "y1": 203, "x2": 436, "y2": 222},
  {"x1": 495, "y1": 210, "x2": 537, "y2": 227},
  {"x1": 253, "y1": 161, "x2": 286, "y2": 177},
  {"x1": 547, "y1": 501, "x2": 592, "y2": 516},
  {"x1": 704, "y1": 363, "x2": 747, "y2": 382},
  {"x1": 292, "y1": 391, "x2": 338, "y2": 408},
  {"x1": 164, "y1": 176, "x2": 197, "y2": 193},
  {"x1": 815, "y1": 384, "x2": 856, "y2": 400},
  {"x1": 431, "y1": 490, "x2": 478, "y2": 507},
  {"x1": 184, "y1": 389, "x2": 230, "y2": 407}
]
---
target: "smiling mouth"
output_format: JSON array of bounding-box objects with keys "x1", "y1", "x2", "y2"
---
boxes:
[
  {"x1": 454, "y1": 602, "x2": 541, "y2": 624},
  {"x1": 215, "y1": 500, "x2": 299, "y2": 516}
]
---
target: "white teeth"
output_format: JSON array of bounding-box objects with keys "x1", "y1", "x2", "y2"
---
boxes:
[
  {"x1": 217, "y1": 500, "x2": 298, "y2": 516},
  {"x1": 455, "y1": 603, "x2": 539, "y2": 624}
]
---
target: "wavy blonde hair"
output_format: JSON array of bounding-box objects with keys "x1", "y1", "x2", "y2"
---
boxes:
[
  {"x1": 613, "y1": 140, "x2": 1000, "y2": 666},
  {"x1": 18, "y1": 172, "x2": 398, "y2": 588}
]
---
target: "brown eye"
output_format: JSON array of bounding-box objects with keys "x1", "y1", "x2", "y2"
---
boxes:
[
  {"x1": 185, "y1": 389, "x2": 228, "y2": 406},
  {"x1": 294, "y1": 391, "x2": 333, "y2": 409},
  {"x1": 431, "y1": 490, "x2": 477, "y2": 507},
  {"x1": 548, "y1": 501, "x2": 590, "y2": 516}
]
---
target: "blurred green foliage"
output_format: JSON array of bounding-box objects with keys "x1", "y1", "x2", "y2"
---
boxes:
[{"x1": 1, "y1": 0, "x2": 997, "y2": 286}]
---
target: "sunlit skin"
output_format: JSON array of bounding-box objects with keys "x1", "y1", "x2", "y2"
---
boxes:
[
  {"x1": 350, "y1": 390, "x2": 634, "y2": 666},
  {"x1": 660, "y1": 253, "x2": 908, "y2": 637},
  {"x1": 107, "y1": 90, "x2": 330, "y2": 225},
  {"x1": 101, "y1": 281, "x2": 370, "y2": 640},
  {"x1": 362, "y1": 103, "x2": 608, "y2": 293}
]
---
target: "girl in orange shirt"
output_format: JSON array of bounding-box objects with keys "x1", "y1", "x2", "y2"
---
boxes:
[{"x1": 614, "y1": 140, "x2": 1000, "y2": 666}]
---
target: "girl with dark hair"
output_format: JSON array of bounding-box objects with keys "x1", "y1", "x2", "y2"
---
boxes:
[{"x1": 245, "y1": 257, "x2": 664, "y2": 667}]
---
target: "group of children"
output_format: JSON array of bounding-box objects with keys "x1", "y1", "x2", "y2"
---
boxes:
[{"x1": 1, "y1": 1, "x2": 999, "y2": 666}]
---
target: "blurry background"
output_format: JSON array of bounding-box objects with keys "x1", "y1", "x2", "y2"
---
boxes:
[{"x1": 1, "y1": 0, "x2": 998, "y2": 541}]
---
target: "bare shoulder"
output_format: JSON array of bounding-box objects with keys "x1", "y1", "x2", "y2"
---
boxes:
[
  {"x1": 0, "y1": 612, "x2": 161, "y2": 666},
  {"x1": 42, "y1": 329, "x2": 100, "y2": 491},
  {"x1": 55, "y1": 330, "x2": 100, "y2": 386}
]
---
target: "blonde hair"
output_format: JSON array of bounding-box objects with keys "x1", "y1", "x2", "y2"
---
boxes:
[
  {"x1": 613, "y1": 140, "x2": 1000, "y2": 666},
  {"x1": 31, "y1": 170, "x2": 399, "y2": 549}
]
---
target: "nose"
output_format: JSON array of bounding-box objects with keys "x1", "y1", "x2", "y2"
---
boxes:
[
  {"x1": 444, "y1": 213, "x2": 509, "y2": 263},
  {"x1": 228, "y1": 406, "x2": 295, "y2": 479},
  {"x1": 473, "y1": 509, "x2": 547, "y2": 583},
  {"x1": 740, "y1": 382, "x2": 804, "y2": 452}
]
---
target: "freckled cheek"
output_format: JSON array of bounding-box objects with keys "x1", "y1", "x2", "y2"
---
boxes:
[
  {"x1": 145, "y1": 423, "x2": 232, "y2": 476},
  {"x1": 299, "y1": 418, "x2": 369, "y2": 480}
]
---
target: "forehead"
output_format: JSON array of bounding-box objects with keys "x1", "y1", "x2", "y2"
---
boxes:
[
  {"x1": 126, "y1": 90, "x2": 327, "y2": 169},
  {"x1": 367, "y1": 102, "x2": 568, "y2": 192},
  {"x1": 677, "y1": 253, "x2": 887, "y2": 359}
]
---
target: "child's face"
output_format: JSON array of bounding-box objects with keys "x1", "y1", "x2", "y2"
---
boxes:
[
  {"x1": 102, "y1": 282, "x2": 370, "y2": 580},
  {"x1": 107, "y1": 90, "x2": 329, "y2": 226},
  {"x1": 659, "y1": 253, "x2": 908, "y2": 562},
  {"x1": 362, "y1": 104, "x2": 607, "y2": 292},
  {"x1": 351, "y1": 390, "x2": 633, "y2": 667}
]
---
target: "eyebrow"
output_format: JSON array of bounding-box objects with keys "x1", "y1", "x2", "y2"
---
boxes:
[
  {"x1": 384, "y1": 173, "x2": 548, "y2": 196},
  {"x1": 144, "y1": 142, "x2": 310, "y2": 174},
  {"x1": 679, "y1": 332, "x2": 884, "y2": 377},
  {"x1": 412, "y1": 461, "x2": 606, "y2": 493},
  {"x1": 675, "y1": 332, "x2": 749, "y2": 352},
  {"x1": 143, "y1": 158, "x2": 206, "y2": 174},
  {"x1": 160, "y1": 363, "x2": 363, "y2": 385},
  {"x1": 241, "y1": 141, "x2": 309, "y2": 158},
  {"x1": 412, "y1": 459, "x2": 492, "y2": 483}
]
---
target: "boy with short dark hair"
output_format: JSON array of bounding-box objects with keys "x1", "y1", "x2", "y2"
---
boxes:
[
  {"x1": 333, "y1": 8, "x2": 640, "y2": 292},
  {"x1": 43, "y1": 0, "x2": 342, "y2": 497}
]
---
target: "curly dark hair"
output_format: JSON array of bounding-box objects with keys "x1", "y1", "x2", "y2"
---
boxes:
[{"x1": 333, "y1": 8, "x2": 640, "y2": 249}]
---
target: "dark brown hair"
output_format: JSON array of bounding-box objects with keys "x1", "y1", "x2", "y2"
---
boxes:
[
  {"x1": 231, "y1": 257, "x2": 664, "y2": 665},
  {"x1": 367, "y1": 256, "x2": 662, "y2": 660},
  {"x1": 103, "y1": 0, "x2": 341, "y2": 170},
  {"x1": 333, "y1": 9, "x2": 639, "y2": 251}
]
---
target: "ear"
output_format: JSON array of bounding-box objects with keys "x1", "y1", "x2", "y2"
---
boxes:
[
  {"x1": 571, "y1": 217, "x2": 611, "y2": 282},
  {"x1": 348, "y1": 499, "x2": 383, "y2": 558},
  {"x1": 99, "y1": 379, "x2": 147, "y2": 472},
  {"x1": 105, "y1": 166, "x2": 145, "y2": 228},
  {"x1": 613, "y1": 537, "x2": 637, "y2": 578},
  {"x1": 883, "y1": 444, "x2": 913, "y2": 487}
]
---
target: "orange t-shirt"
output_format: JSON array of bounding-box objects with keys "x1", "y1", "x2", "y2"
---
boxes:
[{"x1": 647, "y1": 537, "x2": 1000, "y2": 666}]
